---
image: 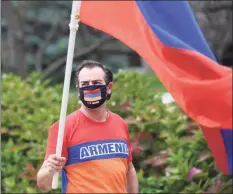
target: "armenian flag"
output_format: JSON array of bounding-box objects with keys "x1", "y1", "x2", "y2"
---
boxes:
[
  {"x1": 78, "y1": 1, "x2": 232, "y2": 175},
  {"x1": 84, "y1": 88, "x2": 102, "y2": 102}
]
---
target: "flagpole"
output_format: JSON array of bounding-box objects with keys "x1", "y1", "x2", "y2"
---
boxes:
[{"x1": 52, "y1": 0, "x2": 81, "y2": 189}]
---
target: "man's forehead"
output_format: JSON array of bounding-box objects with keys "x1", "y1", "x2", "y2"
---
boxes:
[{"x1": 79, "y1": 67, "x2": 105, "y2": 82}]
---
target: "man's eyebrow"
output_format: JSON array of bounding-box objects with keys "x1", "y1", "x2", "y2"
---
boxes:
[
  {"x1": 80, "y1": 81, "x2": 89, "y2": 83},
  {"x1": 80, "y1": 79, "x2": 103, "y2": 83}
]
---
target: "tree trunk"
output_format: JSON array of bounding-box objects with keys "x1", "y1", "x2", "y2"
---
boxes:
[{"x1": 2, "y1": 1, "x2": 26, "y2": 79}]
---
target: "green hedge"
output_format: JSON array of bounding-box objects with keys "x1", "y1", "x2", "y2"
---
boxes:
[{"x1": 1, "y1": 72, "x2": 232, "y2": 193}]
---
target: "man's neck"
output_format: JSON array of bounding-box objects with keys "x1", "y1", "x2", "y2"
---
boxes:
[{"x1": 81, "y1": 104, "x2": 108, "y2": 122}]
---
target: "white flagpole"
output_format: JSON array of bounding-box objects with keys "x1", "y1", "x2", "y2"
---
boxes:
[{"x1": 52, "y1": 0, "x2": 81, "y2": 189}]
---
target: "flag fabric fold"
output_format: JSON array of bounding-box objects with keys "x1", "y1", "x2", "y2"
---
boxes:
[{"x1": 79, "y1": 1, "x2": 232, "y2": 175}]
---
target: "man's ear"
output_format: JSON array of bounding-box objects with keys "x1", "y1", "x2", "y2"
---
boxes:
[
  {"x1": 107, "y1": 82, "x2": 113, "y2": 94},
  {"x1": 76, "y1": 84, "x2": 79, "y2": 89}
]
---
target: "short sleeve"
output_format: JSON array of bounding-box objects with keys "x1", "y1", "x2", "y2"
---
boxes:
[
  {"x1": 123, "y1": 121, "x2": 132, "y2": 163},
  {"x1": 44, "y1": 122, "x2": 68, "y2": 160}
]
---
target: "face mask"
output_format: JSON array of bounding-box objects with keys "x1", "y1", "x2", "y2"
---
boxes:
[{"x1": 78, "y1": 85, "x2": 108, "y2": 109}]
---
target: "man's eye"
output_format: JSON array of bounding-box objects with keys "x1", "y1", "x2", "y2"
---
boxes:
[{"x1": 93, "y1": 81, "x2": 101, "y2": 85}]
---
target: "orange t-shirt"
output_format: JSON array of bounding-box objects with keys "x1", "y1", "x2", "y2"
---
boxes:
[{"x1": 45, "y1": 109, "x2": 132, "y2": 193}]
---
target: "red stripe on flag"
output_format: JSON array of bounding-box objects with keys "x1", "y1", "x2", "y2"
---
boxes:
[
  {"x1": 84, "y1": 88, "x2": 101, "y2": 94},
  {"x1": 201, "y1": 126, "x2": 229, "y2": 174}
]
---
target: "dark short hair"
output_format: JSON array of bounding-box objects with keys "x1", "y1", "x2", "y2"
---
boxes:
[{"x1": 75, "y1": 60, "x2": 113, "y2": 99}]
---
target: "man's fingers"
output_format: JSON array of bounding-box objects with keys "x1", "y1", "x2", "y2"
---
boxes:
[
  {"x1": 49, "y1": 154, "x2": 57, "y2": 159},
  {"x1": 48, "y1": 163, "x2": 62, "y2": 172},
  {"x1": 46, "y1": 155, "x2": 66, "y2": 171},
  {"x1": 62, "y1": 161, "x2": 66, "y2": 166},
  {"x1": 49, "y1": 154, "x2": 66, "y2": 162},
  {"x1": 47, "y1": 159, "x2": 66, "y2": 168},
  {"x1": 48, "y1": 159, "x2": 59, "y2": 166},
  {"x1": 48, "y1": 155, "x2": 58, "y2": 165}
]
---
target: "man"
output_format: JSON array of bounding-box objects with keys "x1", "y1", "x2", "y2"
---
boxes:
[{"x1": 37, "y1": 60, "x2": 138, "y2": 193}]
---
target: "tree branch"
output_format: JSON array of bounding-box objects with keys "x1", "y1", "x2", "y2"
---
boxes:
[
  {"x1": 98, "y1": 48, "x2": 131, "y2": 55},
  {"x1": 42, "y1": 35, "x2": 113, "y2": 79},
  {"x1": 35, "y1": 23, "x2": 60, "y2": 72}
]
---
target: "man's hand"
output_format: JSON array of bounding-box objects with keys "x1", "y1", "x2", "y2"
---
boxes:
[
  {"x1": 37, "y1": 154, "x2": 66, "y2": 192},
  {"x1": 42, "y1": 154, "x2": 66, "y2": 173}
]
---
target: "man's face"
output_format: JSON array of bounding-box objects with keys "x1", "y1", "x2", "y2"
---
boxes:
[
  {"x1": 77, "y1": 67, "x2": 113, "y2": 107},
  {"x1": 78, "y1": 67, "x2": 106, "y2": 87}
]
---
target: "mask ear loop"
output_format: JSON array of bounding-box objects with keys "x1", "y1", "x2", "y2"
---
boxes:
[{"x1": 76, "y1": 84, "x2": 81, "y2": 104}]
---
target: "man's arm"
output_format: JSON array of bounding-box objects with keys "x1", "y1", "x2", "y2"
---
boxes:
[
  {"x1": 37, "y1": 154, "x2": 66, "y2": 192},
  {"x1": 37, "y1": 121, "x2": 68, "y2": 191},
  {"x1": 126, "y1": 162, "x2": 139, "y2": 193},
  {"x1": 37, "y1": 166, "x2": 54, "y2": 192}
]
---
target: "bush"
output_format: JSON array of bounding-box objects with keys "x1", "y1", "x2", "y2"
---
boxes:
[
  {"x1": 1, "y1": 72, "x2": 232, "y2": 193},
  {"x1": 1, "y1": 73, "x2": 77, "y2": 193}
]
